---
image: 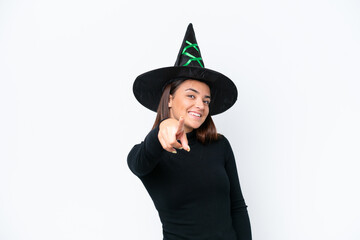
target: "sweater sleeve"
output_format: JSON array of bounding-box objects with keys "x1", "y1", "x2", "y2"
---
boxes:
[
  {"x1": 224, "y1": 137, "x2": 252, "y2": 240},
  {"x1": 127, "y1": 126, "x2": 164, "y2": 177}
]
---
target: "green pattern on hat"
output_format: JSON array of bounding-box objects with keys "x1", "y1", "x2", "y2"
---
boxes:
[
  {"x1": 174, "y1": 24, "x2": 205, "y2": 68},
  {"x1": 182, "y1": 41, "x2": 204, "y2": 68}
]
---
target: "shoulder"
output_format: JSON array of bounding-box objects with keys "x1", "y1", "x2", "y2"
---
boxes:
[
  {"x1": 215, "y1": 134, "x2": 237, "y2": 163},
  {"x1": 216, "y1": 133, "x2": 231, "y2": 145},
  {"x1": 207, "y1": 133, "x2": 232, "y2": 151}
]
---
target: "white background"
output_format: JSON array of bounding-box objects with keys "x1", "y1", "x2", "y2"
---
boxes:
[{"x1": 1, "y1": 0, "x2": 360, "y2": 239}]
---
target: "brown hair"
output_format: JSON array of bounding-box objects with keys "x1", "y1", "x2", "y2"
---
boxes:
[{"x1": 152, "y1": 79, "x2": 219, "y2": 144}]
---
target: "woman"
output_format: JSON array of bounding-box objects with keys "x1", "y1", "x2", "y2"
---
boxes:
[{"x1": 128, "y1": 24, "x2": 252, "y2": 240}]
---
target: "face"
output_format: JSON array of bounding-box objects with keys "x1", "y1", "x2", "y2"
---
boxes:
[{"x1": 168, "y1": 79, "x2": 211, "y2": 133}]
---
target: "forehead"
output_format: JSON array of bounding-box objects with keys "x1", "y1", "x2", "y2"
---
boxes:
[{"x1": 177, "y1": 80, "x2": 210, "y2": 95}]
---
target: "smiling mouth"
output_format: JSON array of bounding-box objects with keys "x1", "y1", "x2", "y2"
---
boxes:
[{"x1": 188, "y1": 111, "x2": 202, "y2": 117}]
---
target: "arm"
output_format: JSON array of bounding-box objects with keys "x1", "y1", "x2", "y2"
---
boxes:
[
  {"x1": 128, "y1": 117, "x2": 190, "y2": 177},
  {"x1": 127, "y1": 125, "x2": 164, "y2": 177},
  {"x1": 224, "y1": 138, "x2": 252, "y2": 240}
]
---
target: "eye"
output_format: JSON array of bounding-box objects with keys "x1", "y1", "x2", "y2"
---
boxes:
[
  {"x1": 187, "y1": 95, "x2": 195, "y2": 99},
  {"x1": 203, "y1": 100, "x2": 210, "y2": 105}
]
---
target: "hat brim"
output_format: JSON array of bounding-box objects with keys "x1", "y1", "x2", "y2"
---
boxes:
[{"x1": 133, "y1": 66, "x2": 237, "y2": 115}]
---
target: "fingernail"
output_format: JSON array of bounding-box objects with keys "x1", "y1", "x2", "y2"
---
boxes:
[
  {"x1": 187, "y1": 146, "x2": 190, "y2": 152},
  {"x1": 172, "y1": 150, "x2": 177, "y2": 154}
]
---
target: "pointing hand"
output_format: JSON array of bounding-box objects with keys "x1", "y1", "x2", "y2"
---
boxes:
[{"x1": 158, "y1": 117, "x2": 190, "y2": 153}]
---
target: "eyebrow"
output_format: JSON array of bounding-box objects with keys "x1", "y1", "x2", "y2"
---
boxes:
[{"x1": 185, "y1": 88, "x2": 211, "y2": 99}]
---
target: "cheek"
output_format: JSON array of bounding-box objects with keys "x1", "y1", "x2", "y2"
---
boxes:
[
  {"x1": 204, "y1": 106, "x2": 210, "y2": 115},
  {"x1": 177, "y1": 100, "x2": 191, "y2": 110},
  {"x1": 172, "y1": 100, "x2": 188, "y2": 115}
]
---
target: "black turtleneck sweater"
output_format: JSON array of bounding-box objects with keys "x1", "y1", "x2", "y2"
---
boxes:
[{"x1": 127, "y1": 126, "x2": 252, "y2": 240}]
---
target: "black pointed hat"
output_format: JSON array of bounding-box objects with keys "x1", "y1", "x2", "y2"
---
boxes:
[{"x1": 133, "y1": 23, "x2": 237, "y2": 115}]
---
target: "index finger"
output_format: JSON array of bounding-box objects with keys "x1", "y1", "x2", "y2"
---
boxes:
[
  {"x1": 176, "y1": 116, "x2": 185, "y2": 135},
  {"x1": 179, "y1": 132, "x2": 190, "y2": 152}
]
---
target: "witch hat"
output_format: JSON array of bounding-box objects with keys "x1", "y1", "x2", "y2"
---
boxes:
[{"x1": 133, "y1": 23, "x2": 237, "y2": 115}]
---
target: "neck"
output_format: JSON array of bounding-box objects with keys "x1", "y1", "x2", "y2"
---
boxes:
[{"x1": 184, "y1": 126, "x2": 194, "y2": 133}]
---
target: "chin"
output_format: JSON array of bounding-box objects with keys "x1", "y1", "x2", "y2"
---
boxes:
[{"x1": 185, "y1": 120, "x2": 205, "y2": 131}]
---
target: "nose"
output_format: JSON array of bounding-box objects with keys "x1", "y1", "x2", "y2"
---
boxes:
[{"x1": 195, "y1": 98, "x2": 205, "y2": 109}]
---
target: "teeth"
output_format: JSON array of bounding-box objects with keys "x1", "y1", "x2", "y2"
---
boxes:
[{"x1": 189, "y1": 112, "x2": 201, "y2": 117}]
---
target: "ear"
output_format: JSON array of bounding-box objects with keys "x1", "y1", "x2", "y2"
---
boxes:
[{"x1": 168, "y1": 95, "x2": 173, "y2": 108}]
